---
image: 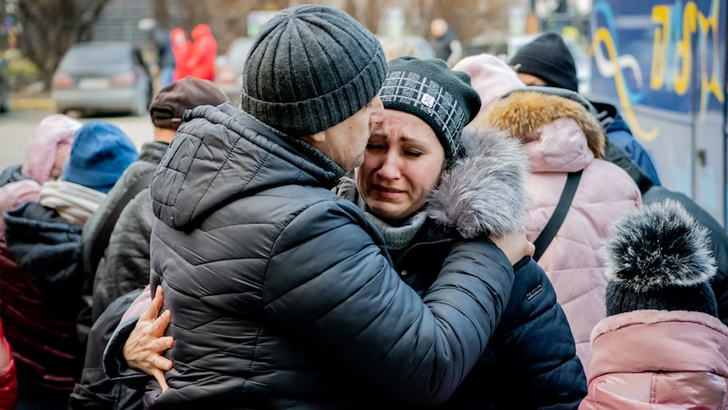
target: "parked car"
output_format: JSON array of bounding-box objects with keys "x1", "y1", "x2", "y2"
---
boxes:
[
  {"x1": 52, "y1": 42, "x2": 152, "y2": 116},
  {"x1": 215, "y1": 37, "x2": 255, "y2": 103}
]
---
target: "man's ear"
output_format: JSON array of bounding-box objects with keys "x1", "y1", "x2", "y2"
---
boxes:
[{"x1": 302, "y1": 131, "x2": 326, "y2": 144}]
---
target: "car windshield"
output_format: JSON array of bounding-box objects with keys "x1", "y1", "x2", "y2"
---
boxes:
[{"x1": 60, "y1": 45, "x2": 132, "y2": 70}]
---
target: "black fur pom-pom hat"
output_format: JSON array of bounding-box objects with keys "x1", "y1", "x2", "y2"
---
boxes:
[{"x1": 604, "y1": 200, "x2": 719, "y2": 317}]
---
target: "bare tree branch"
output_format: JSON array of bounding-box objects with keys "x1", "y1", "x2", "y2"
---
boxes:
[{"x1": 17, "y1": 0, "x2": 114, "y2": 90}]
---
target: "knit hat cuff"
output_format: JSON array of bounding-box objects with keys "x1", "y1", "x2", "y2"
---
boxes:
[
  {"x1": 513, "y1": 54, "x2": 579, "y2": 92},
  {"x1": 240, "y1": 52, "x2": 387, "y2": 137}
]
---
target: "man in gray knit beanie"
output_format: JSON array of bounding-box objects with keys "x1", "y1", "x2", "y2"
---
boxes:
[
  {"x1": 240, "y1": 4, "x2": 387, "y2": 170},
  {"x1": 107, "y1": 5, "x2": 533, "y2": 409}
]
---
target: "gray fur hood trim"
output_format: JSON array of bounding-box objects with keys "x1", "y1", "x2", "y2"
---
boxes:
[
  {"x1": 605, "y1": 200, "x2": 717, "y2": 292},
  {"x1": 427, "y1": 127, "x2": 529, "y2": 238}
]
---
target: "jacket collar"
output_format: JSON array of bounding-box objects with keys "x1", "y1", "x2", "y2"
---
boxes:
[
  {"x1": 588, "y1": 310, "x2": 728, "y2": 383},
  {"x1": 138, "y1": 141, "x2": 169, "y2": 165}
]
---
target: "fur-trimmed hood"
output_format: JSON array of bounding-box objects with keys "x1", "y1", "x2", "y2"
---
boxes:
[
  {"x1": 338, "y1": 128, "x2": 529, "y2": 239},
  {"x1": 476, "y1": 91, "x2": 605, "y2": 160},
  {"x1": 427, "y1": 127, "x2": 528, "y2": 238}
]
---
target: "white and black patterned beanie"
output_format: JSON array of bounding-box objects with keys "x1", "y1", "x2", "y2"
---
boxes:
[
  {"x1": 240, "y1": 5, "x2": 387, "y2": 137},
  {"x1": 604, "y1": 200, "x2": 718, "y2": 317},
  {"x1": 380, "y1": 57, "x2": 481, "y2": 159}
]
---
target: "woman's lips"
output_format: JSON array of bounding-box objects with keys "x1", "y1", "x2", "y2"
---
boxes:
[{"x1": 371, "y1": 185, "x2": 405, "y2": 199}]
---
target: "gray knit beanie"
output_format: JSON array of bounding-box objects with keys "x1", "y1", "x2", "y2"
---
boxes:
[{"x1": 240, "y1": 5, "x2": 387, "y2": 137}]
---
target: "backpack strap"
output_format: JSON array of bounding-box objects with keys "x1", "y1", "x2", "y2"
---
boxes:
[{"x1": 532, "y1": 170, "x2": 583, "y2": 262}]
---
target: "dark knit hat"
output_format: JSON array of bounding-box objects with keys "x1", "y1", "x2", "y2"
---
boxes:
[
  {"x1": 61, "y1": 121, "x2": 138, "y2": 194},
  {"x1": 379, "y1": 57, "x2": 481, "y2": 158},
  {"x1": 604, "y1": 200, "x2": 719, "y2": 317},
  {"x1": 510, "y1": 32, "x2": 578, "y2": 92},
  {"x1": 150, "y1": 78, "x2": 229, "y2": 129},
  {"x1": 240, "y1": 5, "x2": 387, "y2": 137}
]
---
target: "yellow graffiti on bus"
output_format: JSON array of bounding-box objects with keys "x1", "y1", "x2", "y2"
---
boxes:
[
  {"x1": 650, "y1": 0, "x2": 724, "y2": 119},
  {"x1": 592, "y1": 27, "x2": 659, "y2": 141}
]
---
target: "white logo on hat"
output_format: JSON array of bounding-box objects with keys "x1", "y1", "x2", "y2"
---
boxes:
[{"x1": 420, "y1": 93, "x2": 435, "y2": 108}]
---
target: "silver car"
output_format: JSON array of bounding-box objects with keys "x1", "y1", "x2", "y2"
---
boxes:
[{"x1": 52, "y1": 42, "x2": 152, "y2": 116}]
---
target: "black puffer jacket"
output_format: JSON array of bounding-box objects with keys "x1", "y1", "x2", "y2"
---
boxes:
[
  {"x1": 338, "y1": 128, "x2": 586, "y2": 409},
  {"x1": 104, "y1": 103, "x2": 515, "y2": 409}
]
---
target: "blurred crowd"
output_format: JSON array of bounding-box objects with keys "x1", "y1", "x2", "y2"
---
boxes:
[{"x1": 0, "y1": 5, "x2": 727, "y2": 410}]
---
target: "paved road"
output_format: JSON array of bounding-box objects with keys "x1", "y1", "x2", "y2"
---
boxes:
[{"x1": 0, "y1": 109, "x2": 154, "y2": 172}]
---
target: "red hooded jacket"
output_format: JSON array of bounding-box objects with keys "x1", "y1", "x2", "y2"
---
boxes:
[
  {"x1": 170, "y1": 28, "x2": 192, "y2": 81},
  {"x1": 188, "y1": 24, "x2": 217, "y2": 81}
]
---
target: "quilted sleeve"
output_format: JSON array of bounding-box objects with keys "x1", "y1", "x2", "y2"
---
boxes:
[{"x1": 264, "y1": 199, "x2": 515, "y2": 407}]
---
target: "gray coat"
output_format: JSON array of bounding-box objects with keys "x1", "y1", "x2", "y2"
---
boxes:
[
  {"x1": 104, "y1": 102, "x2": 515, "y2": 409},
  {"x1": 93, "y1": 189, "x2": 154, "y2": 319},
  {"x1": 86, "y1": 141, "x2": 168, "y2": 321}
]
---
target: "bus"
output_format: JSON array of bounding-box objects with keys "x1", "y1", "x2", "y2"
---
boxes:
[{"x1": 589, "y1": 0, "x2": 727, "y2": 227}]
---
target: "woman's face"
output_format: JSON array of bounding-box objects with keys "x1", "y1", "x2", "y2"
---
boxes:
[
  {"x1": 50, "y1": 141, "x2": 71, "y2": 180},
  {"x1": 356, "y1": 110, "x2": 446, "y2": 222}
]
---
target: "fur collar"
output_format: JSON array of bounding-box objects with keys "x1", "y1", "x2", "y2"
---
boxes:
[
  {"x1": 427, "y1": 127, "x2": 529, "y2": 238},
  {"x1": 476, "y1": 91, "x2": 605, "y2": 159}
]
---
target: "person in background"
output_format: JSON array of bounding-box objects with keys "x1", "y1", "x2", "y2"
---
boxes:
[
  {"x1": 170, "y1": 28, "x2": 191, "y2": 82},
  {"x1": 509, "y1": 32, "x2": 662, "y2": 186},
  {"x1": 187, "y1": 24, "x2": 217, "y2": 81},
  {"x1": 1, "y1": 121, "x2": 137, "y2": 410},
  {"x1": 580, "y1": 200, "x2": 728, "y2": 409},
  {"x1": 139, "y1": 19, "x2": 175, "y2": 88},
  {"x1": 456, "y1": 53, "x2": 641, "y2": 373},
  {"x1": 430, "y1": 18, "x2": 462, "y2": 67},
  {"x1": 507, "y1": 35, "x2": 728, "y2": 327},
  {"x1": 0, "y1": 114, "x2": 80, "y2": 187}
]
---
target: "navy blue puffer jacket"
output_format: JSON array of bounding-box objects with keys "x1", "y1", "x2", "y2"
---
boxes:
[
  {"x1": 338, "y1": 127, "x2": 587, "y2": 409},
  {"x1": 105, "y1": 103, "x2": 516, "y2": 409}
]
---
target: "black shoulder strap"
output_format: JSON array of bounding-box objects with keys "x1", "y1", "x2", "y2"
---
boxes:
[
  {"x1": 83, "y1": 170, "x2": 156, "y2": 280},
  {"x1": 532, "y1": 170, "x2": 583, "y2": 262}
]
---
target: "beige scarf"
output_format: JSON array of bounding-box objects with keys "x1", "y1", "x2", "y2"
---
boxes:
[{"x1": 40, "y1": 180, "x2": 106, "y2": 225}]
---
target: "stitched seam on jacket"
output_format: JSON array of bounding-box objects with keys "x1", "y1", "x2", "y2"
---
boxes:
[
  {"x1": 241, "y1": 326, "x2": 263, "y2": 394},
  {"x1": 261, "y1": 198, "x2": 338, "y2": 308},
  {"x1": 189, "y1": 130, "x2": 272, "y2": 225},
  {"x1": 188, "y1": 134, "x2": 245, "y2": 220},
  {"x1": 500, "y1": 296, "x2": 559, "y2": 341},
  {"x1": 263, "y1": 229, "x2": 374, "y2": 314}
]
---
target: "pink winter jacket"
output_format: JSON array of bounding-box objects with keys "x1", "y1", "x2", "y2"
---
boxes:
[
  {"x1": 580, "y1": 310, "x2": 728, "y2": 410},
  {"x1": 478, "y1": 92, "x2": 641, "y2": 372}
]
